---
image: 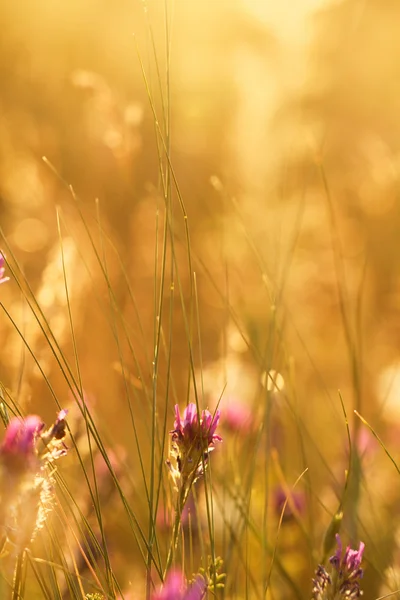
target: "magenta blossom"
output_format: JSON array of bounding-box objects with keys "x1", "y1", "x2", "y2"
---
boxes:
[
  {"x1": 330, "y1": 534, "x2": 365, "y2": 579},
  {"x1": 0, "y1": 253, "x2": 9, "y2": 285},
  {"x1": 0, "y1": 415, "x2": 43, "y2": 469},
  {"x1": 312, "y1": 534, "x2": 365, "y2": 599},
  {"x1": 173, "y1": 403, "x2": 222, "y2": 446},
  {"x1": 0, "y1": 411, "x2": 69, "y2": 550},
  {"x1": 152, "y1": 570, "x2": 206, "y2": 600},
  {"x1": 169, "y1": 403, "x2": 222, "y2": 486},
  {"x1": 223, "y1": 401, "x2": 253, "y2": 433},
  {"x1": 273, "y1": 487, "x2": 306, "y2": 521}
]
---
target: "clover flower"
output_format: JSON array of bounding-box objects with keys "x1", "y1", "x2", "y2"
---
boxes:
[
  {"x1": 152, "y1": 569, "x2": 206, "y2": 600},
  {"x1": 0, "y1": 253, "x2": 9, "y2": 285},
  {"x1": 312, "y1": 534, "x2": 365, "y2": 599},
  {"x1": 168, "y1": 403, "x2": 222, "y2": 488},
  {"x1": 0, "y1": 411, "x2": 68, "y2": 550}
]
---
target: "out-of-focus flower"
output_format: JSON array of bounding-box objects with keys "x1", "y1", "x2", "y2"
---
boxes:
[
  {"x1": 1, "y1": 415, "x2": 43, "y2": 455},
  {"x1": 0, "y1": 253, "x2": 10, "y2": 285},
  {"x1": 0, "y1": 415, "x2": 43, "y2": 474},
  {"x1": 273, "y1": 487, "x2": 306, "y2": 522},
  {"x1": 168, "y1": 403, "x2": 222, "y2": 488},
  {"x1": 152, "y1": 570, "x2": 206, "y2": 600},
  {"x1": 312, "y1": 534, "x2": 364, "y2": 599},
  {"x1": 355, "y1": 427, "x2": 378, "y2": 460},
  {"x1": 0, "y1": 411, "x2": 68, "y2": 550},
  {"x1": 153, "y1": 570, "x2": 183, "y2": 600},
  {"x1": 223, "y1": 400, "x2": 253, "y2": 433}
]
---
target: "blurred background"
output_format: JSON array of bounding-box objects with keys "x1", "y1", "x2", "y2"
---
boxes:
[{"x1": 1, "y1": 0, "x2": 400, "y2": 597}]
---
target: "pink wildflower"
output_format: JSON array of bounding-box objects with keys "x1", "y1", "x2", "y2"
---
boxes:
[
  {"x1": 330, "y1": 534, "x2": 365, "y2": 577},
  {"x1": 223, "y1": 401, "x2": 253, "y2": 432},
  {"x1": 0, "y1": 411, "x2": 69, "y2": 550},
  {"x1": 152, "y1": 570, "x2": 206, "y2": 600},
  {"x1": 153, "y1": 570, "x2": 183, "y2": 600},
  {"x1": 169, "y1": 403, "x2": 221, "y2": 486},
  {"x1": 1, "y1": 416, "x2": 43, "y2": 455},
  {"x1": 173, "y1": 403, "x2": 222, "y2": 446},
  {"x1": 0, "y1": 415, "x2": 43, "y2": 473},
  {"x1": 0, "y1": 253, "x2": 9, "y2": 285}
]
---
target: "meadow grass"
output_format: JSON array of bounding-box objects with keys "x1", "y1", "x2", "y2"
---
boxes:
[{"x1": 0, "y1": 1, "x2": 400, "y2": 599}]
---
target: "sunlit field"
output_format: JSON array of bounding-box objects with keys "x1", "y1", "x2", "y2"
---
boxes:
[{"x1": 1, "y1": 0, "x2": 400, "y2": 598}]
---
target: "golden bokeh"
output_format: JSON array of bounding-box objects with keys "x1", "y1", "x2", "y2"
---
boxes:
[{"x1": 0, "y1": 1, "x2": 399, "y2": 598}]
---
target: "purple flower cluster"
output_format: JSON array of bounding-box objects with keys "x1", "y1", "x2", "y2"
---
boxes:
[
  {"x1": 173, "y1": 404, "x2": 222, "y2": 446},
  {"x1": 329, "y1": 534, "x2": 365, "y2": 597},
  {"x1": 312, "y1": 534, "x2": 364, "y2": 599},
  {"x1": 169, "y1": 403, "x2": 222, "y2": 486},
  {"x1": 152, "y1": 570, "x2": 206, "y2": 600}
]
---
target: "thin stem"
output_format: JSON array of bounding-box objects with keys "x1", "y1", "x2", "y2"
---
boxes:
[
  {"x1": 163, "y1": 483, "x2": 188, "y2": 578},
  {"x1": 12, "y1": 550, "x2": 26, "y2": 600}
]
